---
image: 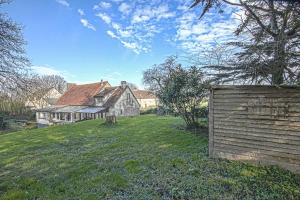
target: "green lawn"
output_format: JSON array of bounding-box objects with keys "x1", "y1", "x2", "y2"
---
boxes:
[{"x1": 0, "y1": 115, "x2": 299, "y2": 199}]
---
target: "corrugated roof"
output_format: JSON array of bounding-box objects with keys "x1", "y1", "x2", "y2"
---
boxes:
[
  {"x1": 55, "y1": 106, "x2": 88, "y2": 113},
  {"x1": 133, "y1": 90, "x2": 156, "y2": 99},
  {"x1": 56, "y1": 81, "x2": 110, "y2": 106},
  {"x1": 36, "y1": 105, "x2": 66, "y2": 112},
  {"x1": 76, "y1": 106, "x2": 105, "y2": 113}
]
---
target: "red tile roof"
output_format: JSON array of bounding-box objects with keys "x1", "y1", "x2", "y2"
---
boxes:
[
  {"x1": 133, "y1": 90, "x2": 156, "y2": 99},
  {"x1": 56, "y1": 82, "x2": 110, "y2": 106},
  {"x1": 102, "y1": 86, "x2": 125, "y2": 108},
  {"x1": 95, "y1": 87, "x2": 118, "y2": 97}
]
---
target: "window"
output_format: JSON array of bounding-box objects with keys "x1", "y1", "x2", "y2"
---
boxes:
[
  {"x1": 39, "y1": 112, "x2": 45, "y2": 119},
  {"x1": 127, "y1": 93, "x2": 130, "y2": 101},
  {"x1": 96, "y1": 97, "x2": 104, "y2": 104}
]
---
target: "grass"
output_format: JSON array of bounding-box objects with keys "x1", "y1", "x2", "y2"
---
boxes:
[{"x1": 0, "y1": 115, "x2": 299, "y2": 199}]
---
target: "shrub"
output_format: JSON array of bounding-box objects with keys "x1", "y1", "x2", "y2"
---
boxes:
[
  {"x1": 143, "y1": 56, "x2": 208, "y2": 128},
  {"x1": 140, "y1": 108, "x2": 157, "y2": 115}
]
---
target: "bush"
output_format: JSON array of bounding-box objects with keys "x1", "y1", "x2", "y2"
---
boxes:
[
  {"x1": 0, "y1": 116, "x2": 8, "y2": 130},
  {"x1": 143, "y1": 56, "x2": 208, "y2": 128},
  {"x1": 156, "y1": 106, "x2": 174, "y2": 116},
  {"x1": 140, "y1": 108, "x2": 157, "y2": 115},
  {"x1": 195, "y1": 106, "x2": 208, "y2": 119}
]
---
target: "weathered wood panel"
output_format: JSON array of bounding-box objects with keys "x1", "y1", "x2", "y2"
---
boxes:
[{"x1": 209, "y1": 85, "x2": 300, "y2": 173}]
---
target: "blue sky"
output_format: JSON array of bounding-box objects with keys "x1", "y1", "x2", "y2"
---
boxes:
[{"x1": 2, "y1": 0, "x2": 240, "y2": 88}]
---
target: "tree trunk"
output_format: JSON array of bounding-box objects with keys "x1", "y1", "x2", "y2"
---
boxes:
[
  {"x1": 271, "y1": 38, "x2": 286, "y2": 85},
  {"x1": 271, "y1": 67, "x2": 284, "y2": 85}
]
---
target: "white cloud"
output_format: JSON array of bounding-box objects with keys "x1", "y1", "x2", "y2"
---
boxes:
[
  {"x1": 100, "y1": 2, "x2": 111, "y2": 9},
  {"x1": 112, "y1": 22, "x2": 121, "y2": 30},
  {"x1": 131, "y1": 4, "x2": 175, "y2": 24},
  {"x1": 132, "y1": 14, "x2": 150, "y2": 24},
  {"x1": 177, "y1": 4, "x2": 189, "y2": 11},
  {"x1": 94, "y1": 2, "x2": 111, "y2": 10},
  {"x1": 31, "y1": 65, "x2": 75, "y2": 81},
  {"x1": 110, "y1": 22, "x2": 133, "y2": 38},
  {"x1": 175, "y1": 13, "x2": 208, "y2": 40},
  {"x1": 156, "y1": 5, "x2": 176, "y2": 20},
  {"x1": 93, "y1": 1, "x2": 240, "y2": 55},
  {"x1": 78, "y1": 9, "x2": 84, "y2": 16},
  {"x1": 93, "y1": 5, "x2": 98, "y2": 10},
  {"x1": 118, "y1": 3, "x2": 131, "y2": 15},
  {"x1": 106, "y1": 30, "x2": 143, "y2": 53},
  {"x1": 91, "y1": 2, "x2": 177, "y2": 54},
  {"x1": 120, "y1": 41, "x2": 140, "y2": 54},
  {"x1": 107, "y1": 30, "x2": 118, "y2": 39},
  {"x1": 97, "y1": 3, "x2": 175, "y2": 54},
  {"x1": 32, "y1": 66, "x2": 63, "y2": 76},
  {"x1": 174, "y1": 8, "x2": 240, "y2": 53},
  {"x1": 56, "y1": 0, "x2": 69, "y2": 7},
  {"x1": 118, "y1": 29, "x2": 132, "y2": 38},
  {"x1": 96, "y1": 13, "x2": 111, "y2": 24},
  {"x1": 121, "y1": 41, "x2": 137, "y2": 49},
  {"x1": 80, "y1": 19, "x2": 96, "y2": 31}
]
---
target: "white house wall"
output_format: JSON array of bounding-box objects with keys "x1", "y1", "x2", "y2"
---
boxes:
[
  {"x1": 108, "y1": 87, "x2": 140, "y2": 116},
  {"x1": 138, "y1": 98, "x2": 158, "y2": 109}
]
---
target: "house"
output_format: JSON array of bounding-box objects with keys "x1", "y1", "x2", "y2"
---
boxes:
[
  {"x1": 133, "y1": 90, "x2": 158, "y2": 110},
  {"x1": 36, "y1": 81, "x2": 140, "y2": 127},
  {"x1": 26, "y1": 88, "x2": 63, "y2": 109}
]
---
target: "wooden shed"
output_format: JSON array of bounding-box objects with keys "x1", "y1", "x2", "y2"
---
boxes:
[{"x1": 209, "y1": 85, "x2": 300, "y2": 173}]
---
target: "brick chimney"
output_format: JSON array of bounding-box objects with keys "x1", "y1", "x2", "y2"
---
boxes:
[{"x1": 121, "y1": 81, "x2": 127, "y2": 89}]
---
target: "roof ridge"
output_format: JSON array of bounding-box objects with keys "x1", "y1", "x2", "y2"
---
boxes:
[{"x1": 73, "y1": 81, "x2": 109, "y2": 87}]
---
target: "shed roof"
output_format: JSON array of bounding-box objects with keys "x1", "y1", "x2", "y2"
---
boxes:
[
  {"x1": 36, "y1": 105, "x2": 66, "y2": 112},
  {"x1": 55, "y1": 106, "x2": 88, "y2": 113},
  {"x1": 211, "y1": 85, "x2": 300, "y2": 90},
  {"x1": 76, "y1": 106, "x2": 106, "y2": 113}
]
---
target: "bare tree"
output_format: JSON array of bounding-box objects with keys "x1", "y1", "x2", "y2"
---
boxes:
[
  {"x1": 39, "y1": 75, "x2": 67, "y2": 93},
  {"x1": 26, "y1": 75, "x2": 67, "y2": 108},
  {"x1": 0, "y1": 0, "x2": 31, "y2": 93},
  {"x1": 191, "y1": 0, "x2": 300, "y2": 85},
  {"x1": 127, "y1": 82, "x2": 139, "y2": 90},
  {"x1": 185, "y1": 43, "x2": 236, "y2": 84}
]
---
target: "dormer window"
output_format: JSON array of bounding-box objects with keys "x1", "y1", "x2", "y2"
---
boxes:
[{"x1": 95, "y1": 96, "x2": 104, "y2": 106}]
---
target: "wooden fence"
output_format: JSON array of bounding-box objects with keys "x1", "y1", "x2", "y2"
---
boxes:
[{"x1": 209, "y1": 85, "x2": 300, "y2": 173}]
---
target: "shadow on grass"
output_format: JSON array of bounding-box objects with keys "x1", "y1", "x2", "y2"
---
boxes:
[{"x1": 172, "y1": 123, "x2": 208, "y2": 138}]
